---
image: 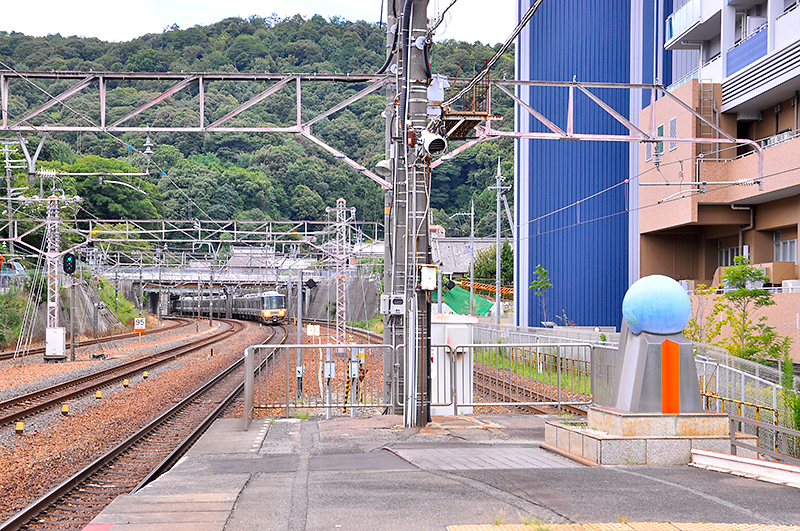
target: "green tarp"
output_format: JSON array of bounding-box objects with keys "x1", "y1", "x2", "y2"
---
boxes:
[{"x1": 431, "y1": 285, "x2": 494, "y2": 316}]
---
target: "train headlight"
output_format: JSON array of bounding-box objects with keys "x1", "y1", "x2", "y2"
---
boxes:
[
  {"x1": 278, "y1": 309, "x2": 286, "y2": 316},
  {"x1": 265, "y1": 310, "x2": 272, "y2": 317}
]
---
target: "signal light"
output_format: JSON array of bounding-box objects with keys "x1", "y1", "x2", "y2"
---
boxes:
[{"x1": 63, "y1": 252, "x2": 76, "y2": 274}]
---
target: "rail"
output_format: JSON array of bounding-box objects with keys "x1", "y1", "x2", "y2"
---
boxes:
[
  {"x1": 0, "y1": 325, "x2": 283, "y2": 531},
  {"x1": 728, "y1": 414, "x2": 800, "y2": 467}
]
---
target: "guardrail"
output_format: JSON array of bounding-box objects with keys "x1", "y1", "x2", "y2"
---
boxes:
[{"x1": 728, "y1": 414, "x2": 800, "y2": 466}]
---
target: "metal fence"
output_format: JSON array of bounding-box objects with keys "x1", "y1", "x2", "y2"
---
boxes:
[
  {"x1": 243, "y1": 343, "x2": 392, "y2": 426},
  {"x1": 462, "y1": 342, "x2": 594, "y2": 412}
]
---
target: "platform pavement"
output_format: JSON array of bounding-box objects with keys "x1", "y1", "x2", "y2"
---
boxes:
[{"x1": 84, "y1": 414, "x2": 800, "y2": 531}]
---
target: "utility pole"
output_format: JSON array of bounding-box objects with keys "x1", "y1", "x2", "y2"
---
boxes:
[
  {"x1": 380, "y1": 0, "x2": 433, "y2": 425},
  {"x1": 489, "y1": 157, "x2": 510, "y2": 325}
]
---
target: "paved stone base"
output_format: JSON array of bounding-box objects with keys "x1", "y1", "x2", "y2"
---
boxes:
[
  {"x1": 544, "y1": 420, "x2": 757, "y2": 465},
  {"x1": 588, "y1": 406, "x2": 729, "y2": 437}
]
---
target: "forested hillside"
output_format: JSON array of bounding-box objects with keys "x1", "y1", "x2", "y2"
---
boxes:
[{"x1": 0, "y1": 14, "x2": 514, "y2": 237}]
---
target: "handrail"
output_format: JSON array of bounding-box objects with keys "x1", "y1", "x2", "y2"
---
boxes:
[{"x1": 728, "y1": 414, "x2": 800, "y2": 466}]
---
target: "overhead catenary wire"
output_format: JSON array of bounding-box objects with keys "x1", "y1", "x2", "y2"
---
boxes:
[
  {"x1": 0, "y1": 59, "x2": 211, "y2": 221},
  {"x1": 443, "y1": 0, "x2": 544, "y2": 108}
]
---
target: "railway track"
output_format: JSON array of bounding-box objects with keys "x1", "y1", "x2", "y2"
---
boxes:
[
  {"x1": 0, "y1": 317, "x2": 192, "y2": 362},
  {"x1": 474, "y1": 364, "x2": 589, "y2": 416},
  {"x1": 0, "y1": 320, "x2": 242, "y2": 428},
  {"x1": 1, "y1": 324, "x2": 288, "y2": 531}
]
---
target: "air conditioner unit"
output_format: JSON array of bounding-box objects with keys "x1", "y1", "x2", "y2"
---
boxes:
[{"x1": 782, "y1": 280, "x2": 800, "y2": 293}]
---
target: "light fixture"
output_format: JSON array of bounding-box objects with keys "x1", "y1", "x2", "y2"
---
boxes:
[{"x1": 375, "y1": 159, "x2": 392, "y2": 178}]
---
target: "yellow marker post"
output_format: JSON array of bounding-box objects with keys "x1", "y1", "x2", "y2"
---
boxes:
[
  {"x1": 15, "y1": 421, "x2": 24, "y2": 435},
  {"x1": 61, "y1": 404, "x2": 69, "y2": 416},
  {"x1": 143, "y1": 371, "x2": 149, "y2": 379},
  {"x1": 123, "y1": 379, "x2": 129, "y2": 388},
  {"x1": 95, "y1": 390, "x2": 102, "y2": 399}
]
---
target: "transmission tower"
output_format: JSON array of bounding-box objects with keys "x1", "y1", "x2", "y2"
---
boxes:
[
  {"x1": 41, "y1": 194, "x2": 82, "y2": 360},
  {"x1": 329, "y1": 198, "x2": 355, "y2": 346}
]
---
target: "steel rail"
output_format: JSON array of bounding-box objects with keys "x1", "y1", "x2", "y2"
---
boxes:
[
  {"x1": 473, "y1": 366, "x2": 589, "y2": 416},
  {"x1": 0, "y1": 324, "x2": 285, "y2": 531},
  {"x1": 0, "y1": 317, "x2": 191, "y2": 361},
  {"x1": 0, "y1": 320, "x2": 241, "y2": 427},
  {"x1": 132, "y1": 325, "x2": 288, "y2": 493}
]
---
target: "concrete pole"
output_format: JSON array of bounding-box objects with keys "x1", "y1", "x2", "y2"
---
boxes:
[
  {"x1": 495, "y1": 162, "x2": 502, "y2": 326},
  {"x1": 470, "y1": 198, "x2": 474, "y2": 316},
  {"x1": 69, "y1": 276, "x2": 75, "y2": 361}
]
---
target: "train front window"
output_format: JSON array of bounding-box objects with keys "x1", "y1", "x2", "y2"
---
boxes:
[{"x1": 262, "y1": 296, "x2": 285, "y2": 310}]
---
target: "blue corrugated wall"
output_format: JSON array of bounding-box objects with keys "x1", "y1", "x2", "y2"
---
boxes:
[{"x1": 518, "y1": 1, "x2": 631, "y2": 328}]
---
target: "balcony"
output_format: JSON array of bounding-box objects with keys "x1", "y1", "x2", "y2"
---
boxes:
[
  {"x1": 776, "y1": 2, "x2": 800, "y2": 50},
  {"x1": 726, "y1": 23, "x2": 768, "y2": 76},
  {"x1": 666, "y1": 54, "x2": 722, "y2": 92},
  {"x1": 665, "y1": 0, "x2": 722, "y2": 50}
]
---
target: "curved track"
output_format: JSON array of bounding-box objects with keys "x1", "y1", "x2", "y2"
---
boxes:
[
  {"x1": 0, "y1": 318, "x2": 193, "y2": 362},
  {"x1": 1, "y1": 324, "x2": 288, "y2": 531},
  {"x1": 0, "y1": 320, "x2": 241, "y2": 427}
]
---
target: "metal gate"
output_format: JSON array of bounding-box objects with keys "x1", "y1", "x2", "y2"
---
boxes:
[{"x1": 244, "y1": 343, "x2": 395, "y2": 426}]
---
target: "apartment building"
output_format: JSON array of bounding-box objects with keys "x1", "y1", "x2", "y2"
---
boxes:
[
  {"x1": 641, "y1": 0, "x2": 800, "y2": 285},
  {"x1": 639, "y1": 0, "x2": 800, "y2": 354}
]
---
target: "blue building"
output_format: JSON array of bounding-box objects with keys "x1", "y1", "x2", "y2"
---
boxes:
[{"x1": 515, "y1": 0, "x2": 676, "y2": 328}]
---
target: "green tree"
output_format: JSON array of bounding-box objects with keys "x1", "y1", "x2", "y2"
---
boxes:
[
  {"x1": 529, "y1": 264, "x2": 552, "y2": 323},
  {"x1": 473, "y1": 241, "x2": 513, "y2": 286},
  {"x1": 704, "y1": 257, "x2": 792, "y2": 361}
]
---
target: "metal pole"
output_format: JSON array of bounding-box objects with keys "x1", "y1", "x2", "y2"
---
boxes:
[
  {"x1": 495, "y1": 161, "x2": 502, "y2": 325},
  {"x1": 297, "y1": 269, "x2": 303, "y2": 398},
  {"x1": 470, "y1": 198, "x2": 474, "y2": 316},
  {"x1": 437, "y1": 267, "x2": 442, "y2": 313}
]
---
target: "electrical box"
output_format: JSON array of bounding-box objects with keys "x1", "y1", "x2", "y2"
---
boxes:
[
  {"x1": 349, "y1": 359, "x2": 360, "y2": 379},
  {"x1": 324, "y1": 360, "x2": 336, "y2": 379},
  {"x1": 380, "y1": 294, "x2": 406, "y2": 315}
]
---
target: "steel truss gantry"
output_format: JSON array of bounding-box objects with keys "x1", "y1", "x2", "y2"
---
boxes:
[{"x1": 0, "y1": 70, "x2": 392, "y2": 189}]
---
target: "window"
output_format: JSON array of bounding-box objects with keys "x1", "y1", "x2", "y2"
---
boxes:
[
  {"x1": 718, "y1": 246, "x2": 741, "y2": 267},
  {"x1": 645, "y1": 142, "x2": 652, "y2": 161},
  {"x1": 668, "y1": 117, "x2": 678, "y2": 151},
  {"x1": 656, "y1": 124, "x2": 665, "y2": 155},
  {"x1": 774, "y1": 231, "x2": 798, "y2": 264}
]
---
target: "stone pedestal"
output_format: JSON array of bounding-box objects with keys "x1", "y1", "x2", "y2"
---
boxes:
[{"x1": 543, "y1": 406, "x2": 756, "y2": 465}]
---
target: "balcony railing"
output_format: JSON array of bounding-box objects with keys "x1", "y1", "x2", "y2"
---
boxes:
[
  {"x1": 727, "y1": 23, "x2": 768, "y2": 76},
  {"x1": 666, "y1": 0, "x2": 702, "y2": 42}
]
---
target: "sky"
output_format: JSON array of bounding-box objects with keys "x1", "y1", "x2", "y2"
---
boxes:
[{"x1": 0, "y1": 0, "x2": 516, "y2": 47}]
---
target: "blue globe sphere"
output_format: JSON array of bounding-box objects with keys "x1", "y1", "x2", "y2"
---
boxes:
[{"x1": 622, "y1": 275, "x2": 691, "y2": 335}]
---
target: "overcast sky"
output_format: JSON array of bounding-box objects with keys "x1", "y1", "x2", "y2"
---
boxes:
[{"x1": 0, "y1": 0, "x2": 516, "y2": 46}]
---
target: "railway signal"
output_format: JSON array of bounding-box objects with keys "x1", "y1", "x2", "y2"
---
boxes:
[{"x1": 63, "y1": 252, "x2": 76, "y2": 274}]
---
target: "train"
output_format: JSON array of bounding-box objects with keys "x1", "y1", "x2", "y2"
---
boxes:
[{"x1": 170, "y1": 290, "x2": 288, "y2": 325}]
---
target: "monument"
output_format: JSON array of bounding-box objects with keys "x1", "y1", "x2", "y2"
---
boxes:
[{"x1": 544, "y1": 275, "x2": 753, "y2": 465}]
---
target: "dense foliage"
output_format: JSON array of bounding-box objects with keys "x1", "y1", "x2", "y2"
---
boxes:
[{"x1": 0, "y1": 14, "x2": 515, "y2": 235}]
